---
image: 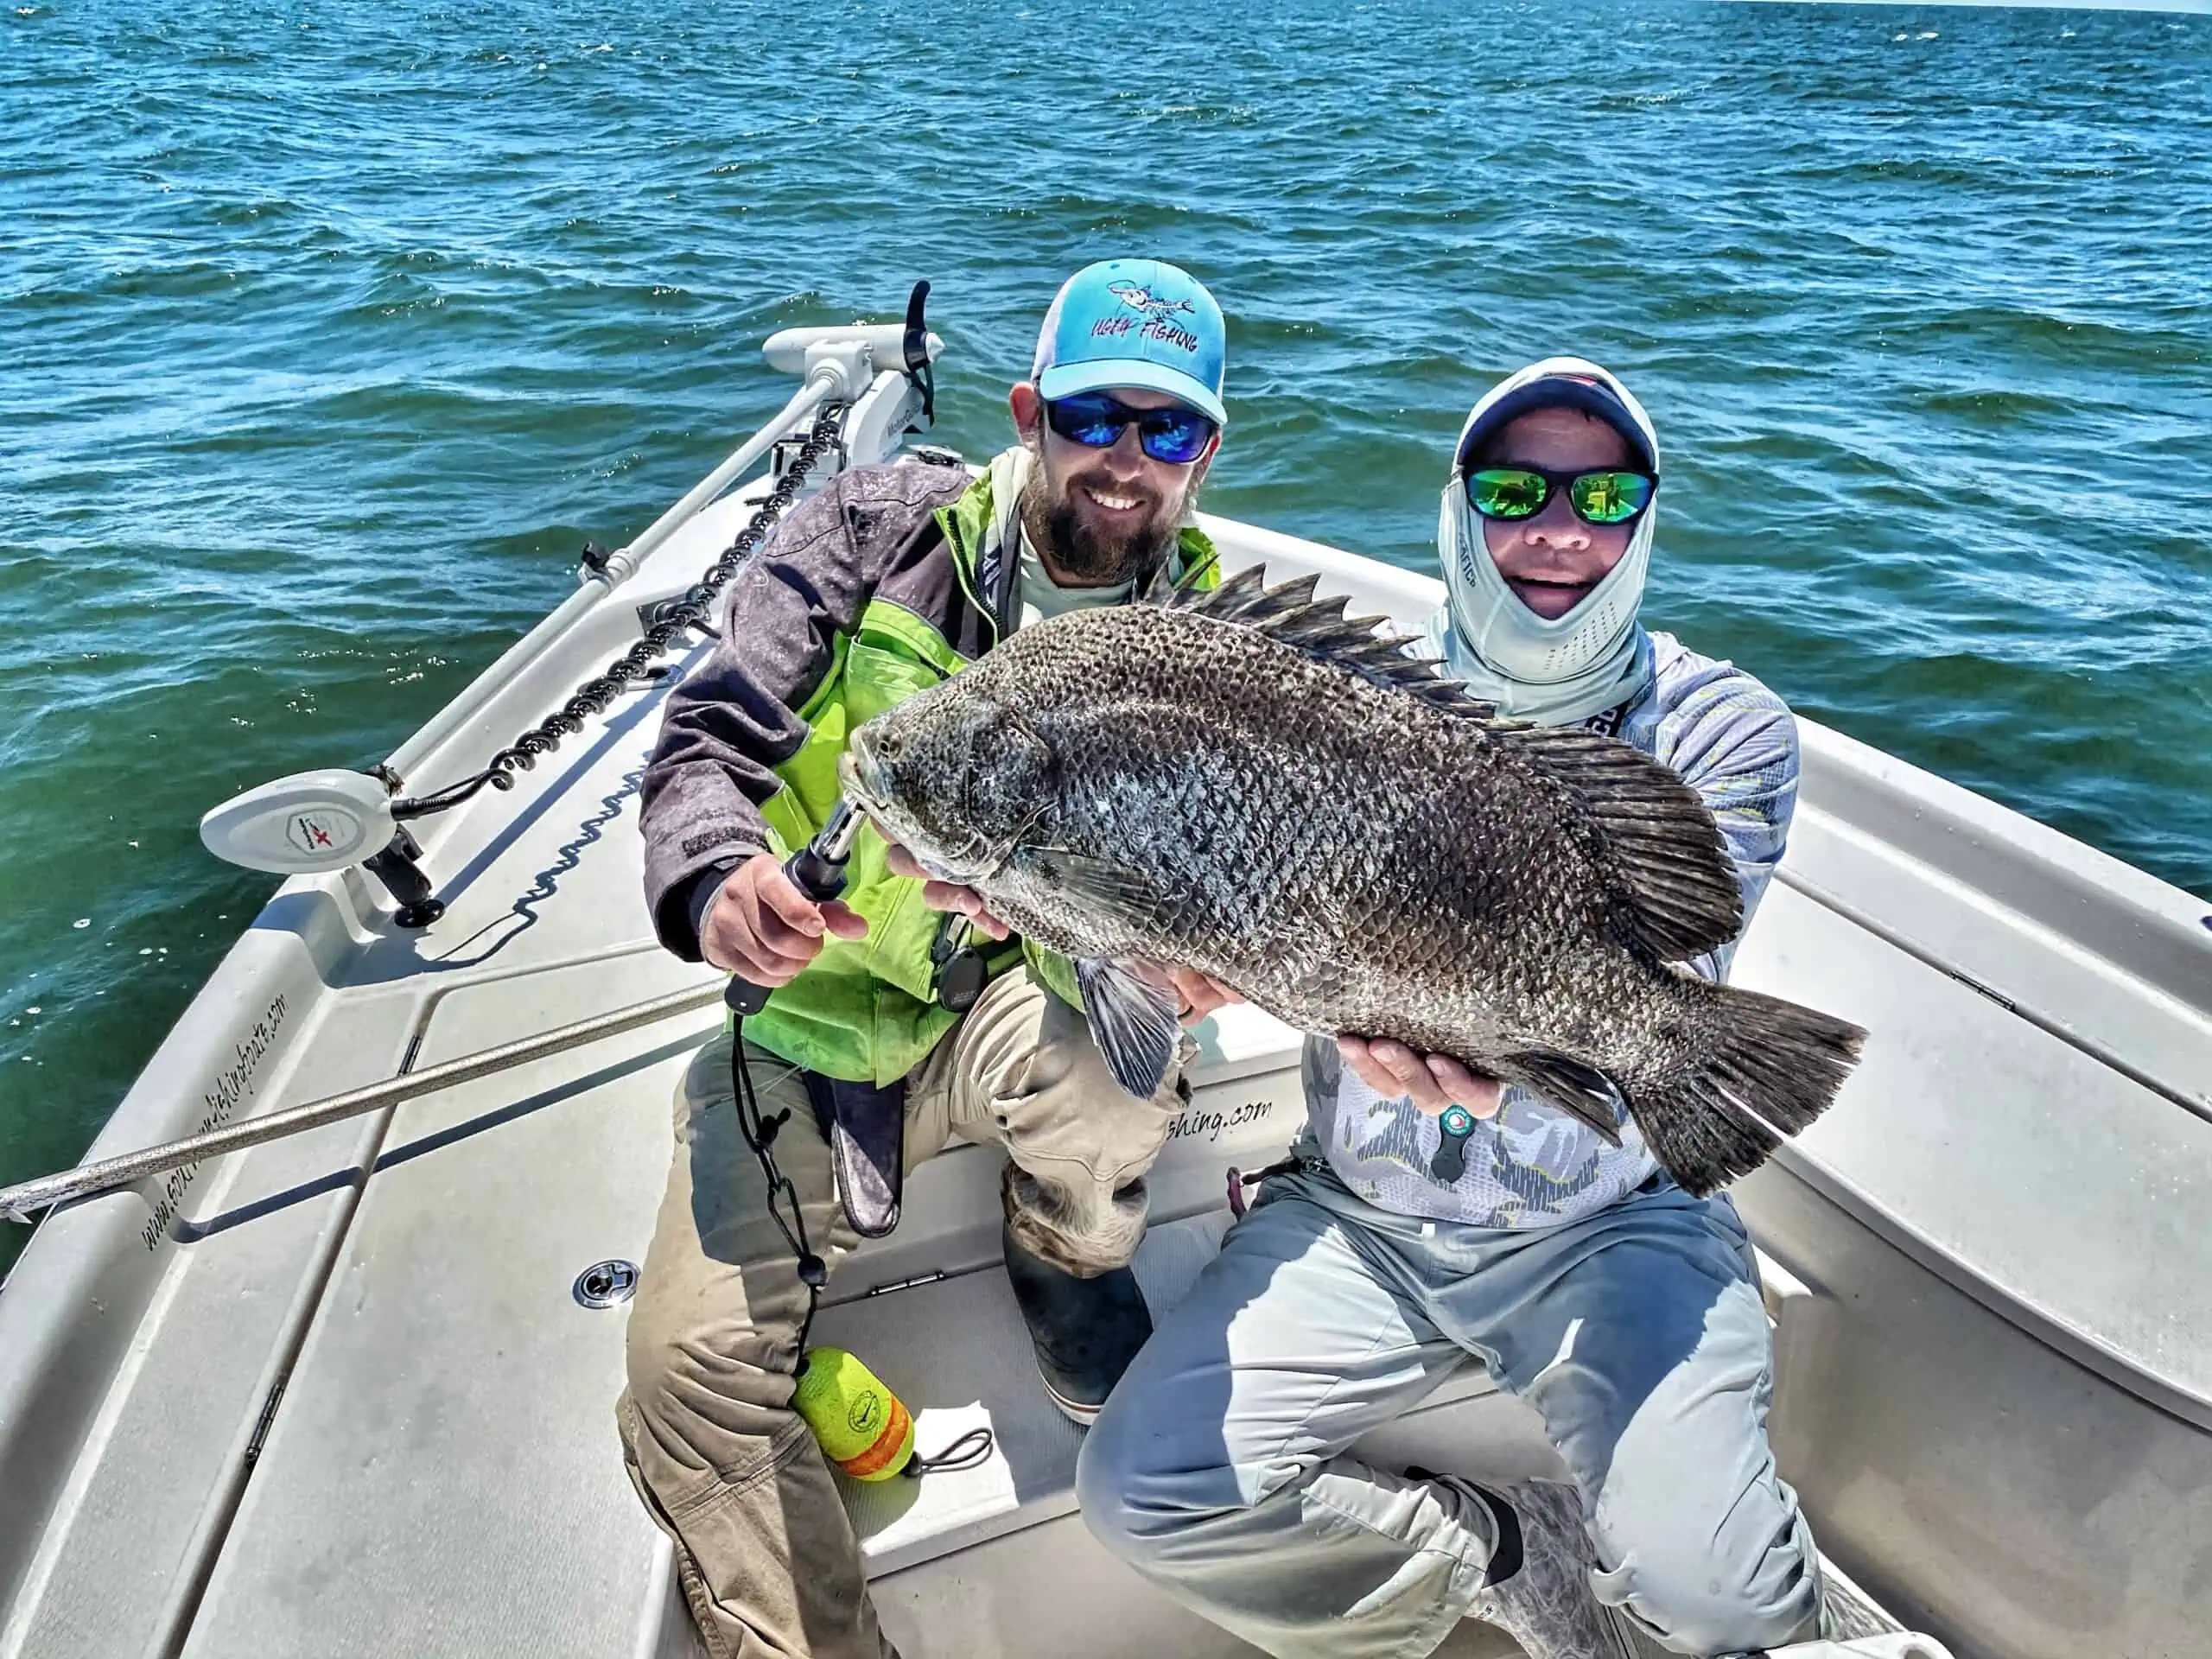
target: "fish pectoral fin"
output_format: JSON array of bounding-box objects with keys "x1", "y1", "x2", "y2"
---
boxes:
[
  {"x1": 1075, "y1": 958, "x2": 1183, "y2": 1100},
  {"x1": 1028, "y1": 849, "x2": 1170, "y2": 929},
  {"x1": 1503, "y1": 1050, "x2": 1626, "y2": 1147}
]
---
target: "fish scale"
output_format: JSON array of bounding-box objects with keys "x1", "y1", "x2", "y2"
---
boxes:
[{"x1": 842, "y1": 569, "x2": 1866, "y2": 1195}]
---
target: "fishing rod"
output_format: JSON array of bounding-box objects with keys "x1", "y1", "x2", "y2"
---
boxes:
[
  {"x1": 1, "y1": 799, "x2": 900, "y2": 1228},
  {"x1": 0, "y1": 978, "x2": 728, "y2": 1226}
]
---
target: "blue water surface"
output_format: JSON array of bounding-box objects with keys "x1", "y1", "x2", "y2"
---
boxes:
[{"x1": 2, "y1": 0, "x2": 2208, "y2": 1266}]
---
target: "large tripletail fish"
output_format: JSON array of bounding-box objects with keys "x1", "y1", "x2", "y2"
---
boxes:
[{"x1": 840, "y1": 566, "x2": 1866, "y2": 1194}]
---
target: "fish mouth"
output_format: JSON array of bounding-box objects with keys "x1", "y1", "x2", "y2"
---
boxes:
[
  {"x1": 840, "y1": 734, "x2": 889, "y2": 813},
  {"x1": 837, "y1": 738, "x2": 1009, "y2": 887},
  {"x1": 836, "y1": 740, "x2": 911, "y2": 855}
]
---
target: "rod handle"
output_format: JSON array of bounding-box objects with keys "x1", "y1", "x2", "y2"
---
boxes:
[{"x1": 723, "y1": 814, "x2": 857, "y2": 1017}]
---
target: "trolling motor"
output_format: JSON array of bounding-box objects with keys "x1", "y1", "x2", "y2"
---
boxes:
[
  {"x1": 193, "y1": 284, "x2": 944, "y2": 926},
  {"x1": 199, "y1": 768, "x2": 447, "y2": 926}
]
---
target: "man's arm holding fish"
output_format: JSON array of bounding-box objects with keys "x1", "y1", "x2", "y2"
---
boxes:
[{"x1": 640, "y1": 464, "x2": 968, "y2": 976}]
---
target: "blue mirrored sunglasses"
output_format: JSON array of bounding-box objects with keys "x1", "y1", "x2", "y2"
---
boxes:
[{"x1": 1044, "y1": 391, "x2": 1217, "y2": 466}]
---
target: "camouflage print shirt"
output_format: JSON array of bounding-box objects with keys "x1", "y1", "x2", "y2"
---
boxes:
[{"x1": 1306, "y1": 628, "x2": 1802, "y2": 1229}]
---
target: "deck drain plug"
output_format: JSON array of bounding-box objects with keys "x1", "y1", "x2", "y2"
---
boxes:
[{"x1": 574, "y1": 1259, "x2": 639, "y2": 1309}]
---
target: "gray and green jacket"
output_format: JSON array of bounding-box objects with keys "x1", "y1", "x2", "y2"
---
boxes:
[{"x1": 640, "y1": 451, "x2": 1217, "y2": 1088}]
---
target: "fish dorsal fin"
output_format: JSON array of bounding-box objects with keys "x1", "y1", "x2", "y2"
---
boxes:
[
  {"x1": 1165, "y1": 563, "x2": 1496, "y2": 717},
  {"x1": 1495, "y1": 726, "x2": 1743, "y2": 962}
]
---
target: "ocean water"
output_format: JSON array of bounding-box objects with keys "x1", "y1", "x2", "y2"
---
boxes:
[{"x1": 3, "y1": 0, "x2": 2208, "y2": 1274}]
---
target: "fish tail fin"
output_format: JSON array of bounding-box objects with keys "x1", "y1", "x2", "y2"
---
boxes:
[{"x1": 1629, "y1": 987, "x2": 1866, "y2": 1195}]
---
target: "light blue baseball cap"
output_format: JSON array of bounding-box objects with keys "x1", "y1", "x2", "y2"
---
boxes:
[{"x1": 1032, "y1": 258, "x2": 1228, "y2": 427}]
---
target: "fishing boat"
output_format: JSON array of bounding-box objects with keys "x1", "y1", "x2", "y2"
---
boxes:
[{"x1": 1, "y1": 310, "x2": 2203, "y2": 1659}]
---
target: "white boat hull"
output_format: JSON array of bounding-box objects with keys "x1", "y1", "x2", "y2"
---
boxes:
[{"x1": 3, "y1": 364, "x2": 2204, "y2": 1658}]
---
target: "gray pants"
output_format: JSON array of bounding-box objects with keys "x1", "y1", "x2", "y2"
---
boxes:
[
  {"x1": 618, "y1": 967, "x2": 1185, "y2": 1659},
  {"x1": 1077, "y1": 1158, "x2": 1821, "y2": 1658}
]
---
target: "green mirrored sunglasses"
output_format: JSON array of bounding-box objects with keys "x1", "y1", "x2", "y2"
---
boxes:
[{"x1": 1466, "y1": 466, "x2": 1657, "y2": 526}]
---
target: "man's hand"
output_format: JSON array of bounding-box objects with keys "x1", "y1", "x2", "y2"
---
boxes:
[
  {"x1": 1338, "y1": 1037, "x2": 1503, "y2": 1120},
  {"x1": 701, "y1": 853, "x2": 869, "y2": 982},
  {"x1": 1166, "y1": 966, "x2": 1243, "y2": 1027},
  {"x1": 883, "y1": 842, "x2": 1011, "y2": 940}
]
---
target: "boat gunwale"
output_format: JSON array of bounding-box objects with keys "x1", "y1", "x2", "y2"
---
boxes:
[{"x1": 1770, "y1": 1137, "x2": 2212, "y2": 1437}]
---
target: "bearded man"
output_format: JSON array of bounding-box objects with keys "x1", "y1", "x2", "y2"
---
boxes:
[{"x1": 621, "y1": 259, "x2": 1230, "y2": 1659}]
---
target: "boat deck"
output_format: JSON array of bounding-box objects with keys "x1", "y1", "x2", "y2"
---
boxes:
[{"x1": 3, "y1": 445, "x2": 2207, "y2": 1659}]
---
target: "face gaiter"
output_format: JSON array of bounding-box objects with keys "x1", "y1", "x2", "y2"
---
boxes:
[{"x1": 1430, "y1": 357, "x2": 1661, "y2": 727}]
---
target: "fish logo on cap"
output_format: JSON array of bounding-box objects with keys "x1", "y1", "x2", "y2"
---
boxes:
[{"x1": 1107, "y1": 283, "x2": 1198, "y2": 326}]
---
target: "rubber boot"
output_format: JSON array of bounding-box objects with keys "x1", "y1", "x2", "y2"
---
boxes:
[{"x1": 1001, "y1": 1218, "x2": 1153, "y2": 1427}]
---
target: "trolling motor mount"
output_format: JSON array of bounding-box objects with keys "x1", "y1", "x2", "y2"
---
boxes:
[
  {"x1": 199, "y1": 286, "x2": 941, "y2": 936},
  {"x1": 195, "y1": 405, "x2": 853, "y2": 932}
]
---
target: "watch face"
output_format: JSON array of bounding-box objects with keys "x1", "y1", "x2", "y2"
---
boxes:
[{"x1": 1440, "y1": 1104, "x2": 1475, "y2": 1137}]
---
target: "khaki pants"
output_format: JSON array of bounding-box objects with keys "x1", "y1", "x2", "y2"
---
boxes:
[{"x1": 617, "y1": 967, "x2": 1185, "y2": 1659}]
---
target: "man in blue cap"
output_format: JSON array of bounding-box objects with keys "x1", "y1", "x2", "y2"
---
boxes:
[{"x1": 624, "y1": 258, "x2": 1230, "y2": 1659}]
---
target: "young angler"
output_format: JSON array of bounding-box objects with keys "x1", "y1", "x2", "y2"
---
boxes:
[{"x1": 1077, "y1": 359, "x2": 1842, "y2": 1658}]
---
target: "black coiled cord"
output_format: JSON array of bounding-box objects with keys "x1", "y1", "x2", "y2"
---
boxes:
[
  {"x1": 392, "y1": 404, "x2": 849, "y2": 821},
  {"x1": 729, "y1": 1022, "x2": 828, "y2": 1355}
]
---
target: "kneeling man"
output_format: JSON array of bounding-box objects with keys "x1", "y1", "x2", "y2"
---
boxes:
[{"x1": 623, "y1": 258, "x2": 1230, "y2": 1659}]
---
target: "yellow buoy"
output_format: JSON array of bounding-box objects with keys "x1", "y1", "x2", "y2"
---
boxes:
[{"x1": 793, "y1": 1346, "x2": 915, "y2": 1481}]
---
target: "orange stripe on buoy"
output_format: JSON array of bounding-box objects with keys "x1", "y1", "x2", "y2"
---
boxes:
[{"x1": 837, "y1": 1395, "x2": 912, "y2": 1479}]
